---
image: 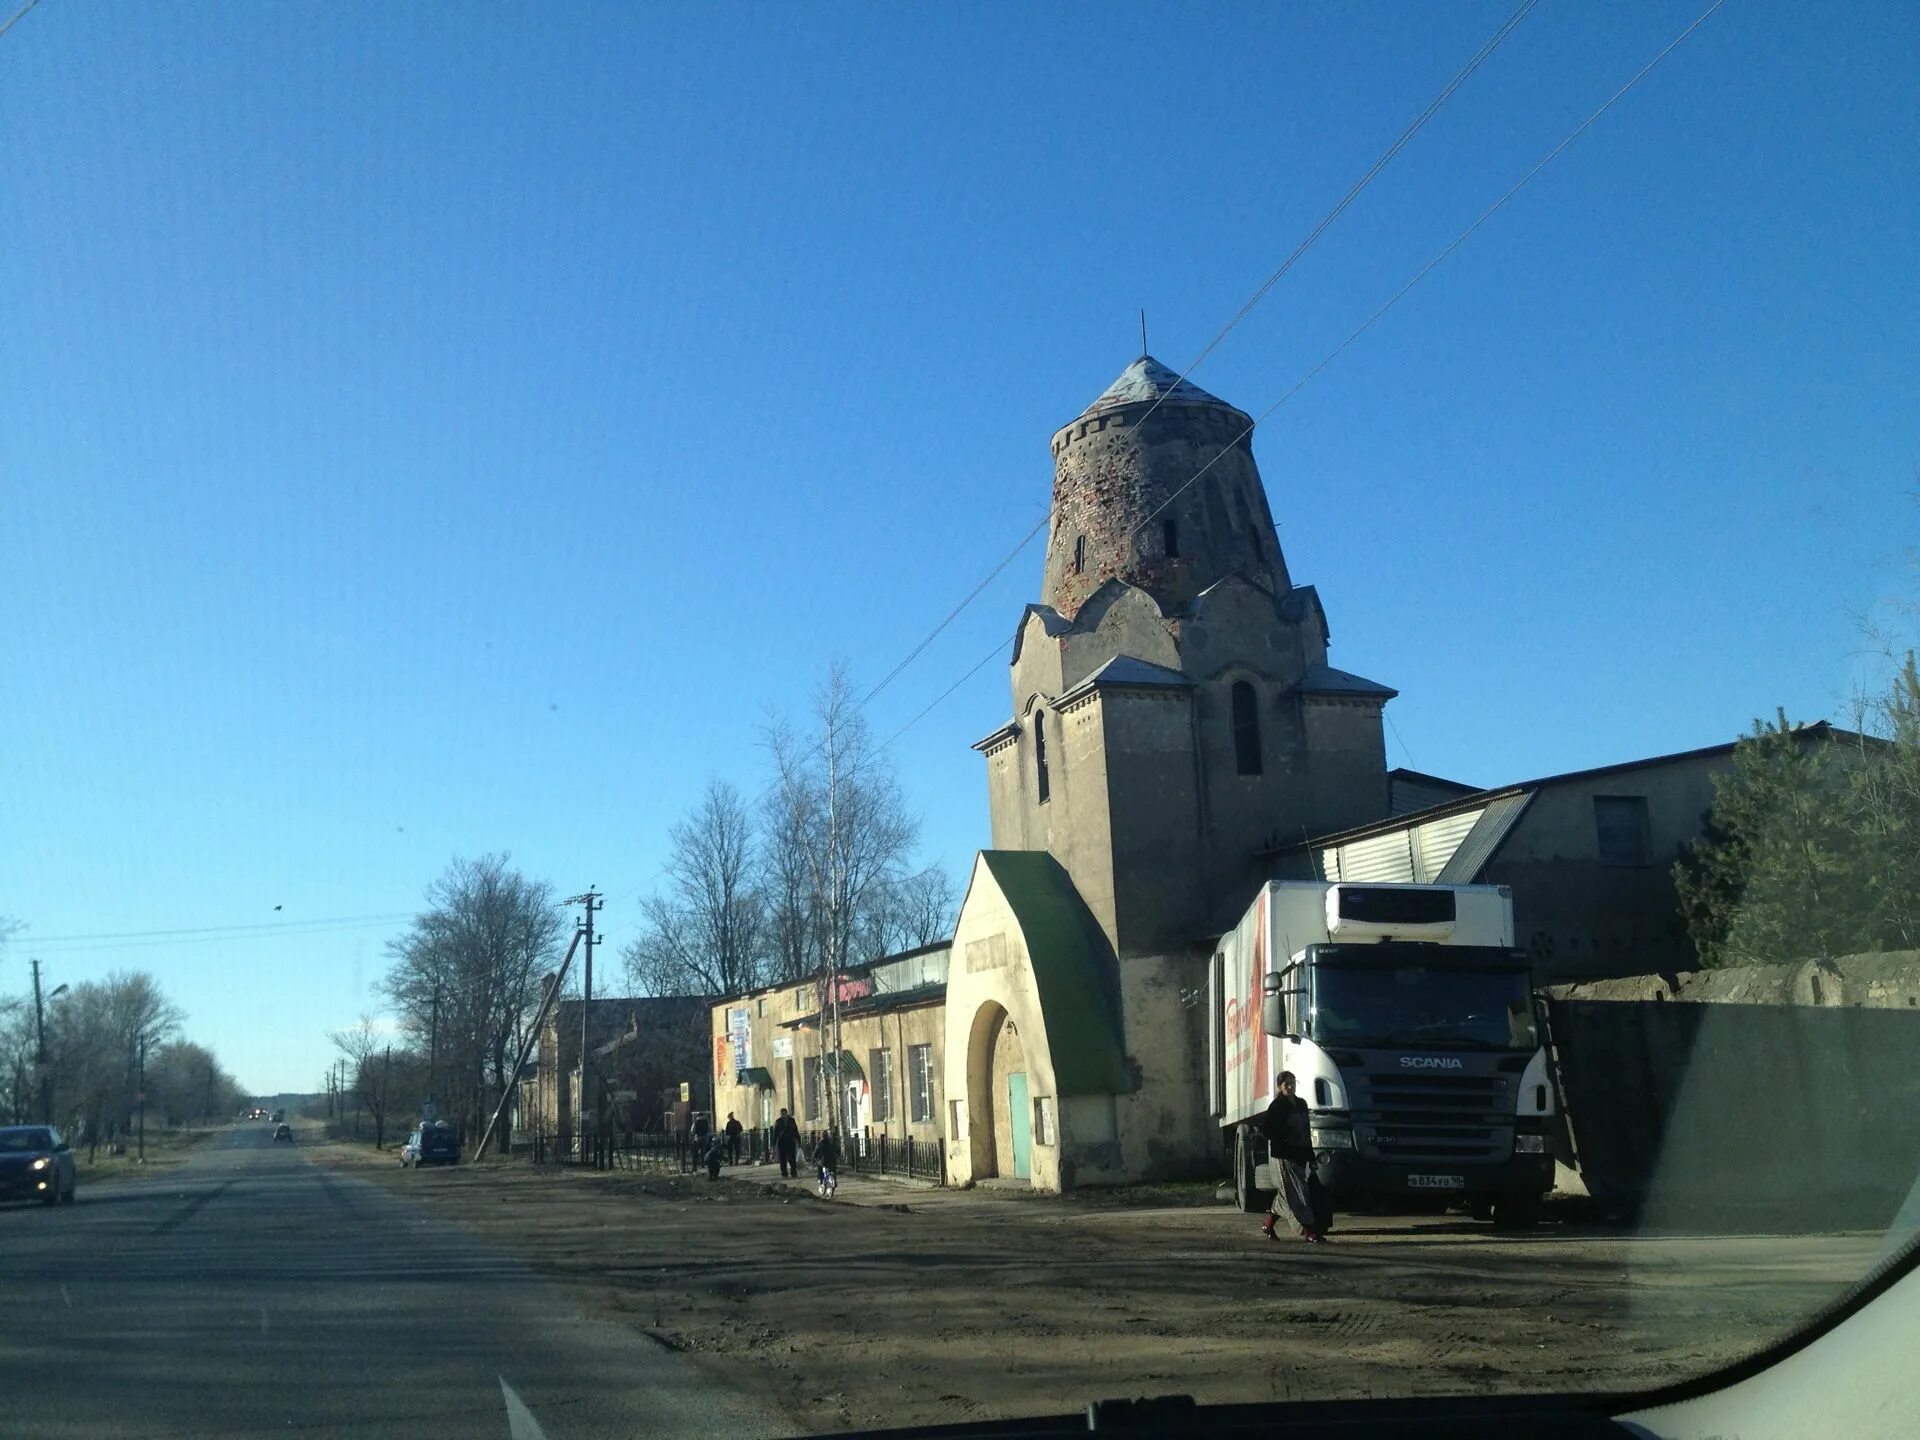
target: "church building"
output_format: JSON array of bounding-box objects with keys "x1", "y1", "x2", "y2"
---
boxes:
[{"x1": 943, "y1": 356, "x2": 1398, "y2": 1189}]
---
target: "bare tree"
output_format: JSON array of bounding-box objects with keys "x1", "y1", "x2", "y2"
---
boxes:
[
  {"x1": 624, "y1": 780, "x2": 766, "y2": 998},
  {"x1": 874, "y1": 865, "x2": 959, "y2": 954},
  {"x1": 330, "y1": 1018, "x2": 400, "y2": 1148},
  {"x1": 43, "y1": 971, "x2": 182, "y2": 1159},
  {"x1": 759, "y1": 667, "x2": 925, "y2": 984},
  {"x1": 382, "y1": 854, "x2": 565, "y2": 1150},
  {"x1": 761, "y1": 718, "x2": 824, "y2": 986}
]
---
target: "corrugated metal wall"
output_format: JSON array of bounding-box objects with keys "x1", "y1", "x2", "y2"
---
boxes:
[{"x1": 1319, "y1": 804, "x2": 1491, "y2": 885}]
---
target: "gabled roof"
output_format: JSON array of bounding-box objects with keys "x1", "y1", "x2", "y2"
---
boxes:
[
  {"x1": 1080, "y1": 355, "x2": 1232, "y2": 416},
  {"x1": 1008, "y1": 602, "x2": 1072, "y2": 666},
  {"x1": 1269, "y1": 723, "x2": 1855, "y2": 859},
  {"x1": 1289, "y1": 663, "x2": 1397, "y2": 700},
  {"x1": 1058, "y1": 654, "x2": 1190, "y2": 706}
]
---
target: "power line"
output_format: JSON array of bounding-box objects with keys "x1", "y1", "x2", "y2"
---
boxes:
[
  {"x1": 0, "y1": 0, "x2": 43, "y2": 44},
  {"x1": 851, "y1": 3, "x2": 1538, "y2": 717},
  {"x1": 1168, "y1": 0, "x2": 1541, "y2": 407},
  {"x1": 26, "y1": 911, "x2": 416, "y2": 953},
  {"x1": 842, "y1": 1, "x2": 1725, "y2": 768},
  {"x1": 1132, "y1": 0, "x2": 1729, "y2": 541}
]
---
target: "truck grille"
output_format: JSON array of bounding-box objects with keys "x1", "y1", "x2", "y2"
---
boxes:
[{"x1": 1346, "y1": 1069, "x2": 1511, "y2": 1164}]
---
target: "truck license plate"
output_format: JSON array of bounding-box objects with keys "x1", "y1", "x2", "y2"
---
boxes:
[{"x1": 1407, "y1": 1174, "x2": 1465, "y2": 1190}]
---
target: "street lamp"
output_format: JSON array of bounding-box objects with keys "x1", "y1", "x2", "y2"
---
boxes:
[{"x1": 30, "y1": 961, "x2": 68, "y2": 1127}]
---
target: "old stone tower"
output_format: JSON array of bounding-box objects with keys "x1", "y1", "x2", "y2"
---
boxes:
[
  {"x1": 975, "y1": 355, "x2": 1397, "y2": 959},
  {"x1": 945, "y1": 354, "x2": 1398, "y2": 1191}
]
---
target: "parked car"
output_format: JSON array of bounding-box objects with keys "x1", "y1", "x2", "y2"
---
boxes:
[
  {"x1": 400, "y1": 1120, "x2": 460, "y2": 1168},
  {"x1": 0, "y1": 1125, "x2": 76, "y2": 1207},
  {"x1": 273, "y1": 1124, "x2": 294, "y2": 1143}
]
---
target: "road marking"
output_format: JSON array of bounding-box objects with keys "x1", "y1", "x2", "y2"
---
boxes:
[{"x1": 500, "y1": 1378, "x2": 549, "y2": 1440}]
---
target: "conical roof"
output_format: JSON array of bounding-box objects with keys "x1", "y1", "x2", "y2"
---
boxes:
[{"x1": 1080, "y1": 355, "x2": 1230, "y2": 416}]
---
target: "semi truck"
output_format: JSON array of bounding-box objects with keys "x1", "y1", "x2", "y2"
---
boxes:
[{"x1": 1208, "y1": 880, "x2": 1554, "y2": 1227}]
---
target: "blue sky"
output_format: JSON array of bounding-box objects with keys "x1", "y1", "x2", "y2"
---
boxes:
[{"x1": 3, "y1": 2, "x2": 1914, "y2": 1093}]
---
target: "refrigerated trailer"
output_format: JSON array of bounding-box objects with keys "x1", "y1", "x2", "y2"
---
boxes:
[{"x1": 1208, "y1": 881, "x2": 1555, "y2": 1227}]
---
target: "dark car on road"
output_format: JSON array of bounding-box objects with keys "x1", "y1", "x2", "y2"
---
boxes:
[
  {"x1": 0, "y1": 1125, "x2": 76, "y2": 1207},
  {"x1": 400, "y1": 1121, "x2": 459, "y2": 1168},
  {"x1": 273, "y1": 1124, "x2": 294, "y2": 1143}
]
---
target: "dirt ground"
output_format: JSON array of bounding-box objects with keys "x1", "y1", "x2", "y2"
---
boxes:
[{"x1": 312, "y1": 1141, "x2": 1880, "y2": 1434}]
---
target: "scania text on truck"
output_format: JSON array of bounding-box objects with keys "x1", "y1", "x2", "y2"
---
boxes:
[{"x1": 1208, "y1": 881, "x2": 1554, "y2": 1227}]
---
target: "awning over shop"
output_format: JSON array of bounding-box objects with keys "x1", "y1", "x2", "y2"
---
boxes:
[
  {"x1": 737, "y1": 1066, "x2": 776, "y2": 1090},
  {"x1": 822, "y1": 1050, "x2": 863, "y2": 1082}
]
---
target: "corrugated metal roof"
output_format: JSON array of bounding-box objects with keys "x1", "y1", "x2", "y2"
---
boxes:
[{"x1": 1435, "y1": 792, "x2": 1533, "y2": 882}]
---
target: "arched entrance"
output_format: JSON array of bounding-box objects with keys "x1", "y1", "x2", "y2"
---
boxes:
[{"x1": 966, "y1": 1001, "x2": 1031, "y2": 1181}]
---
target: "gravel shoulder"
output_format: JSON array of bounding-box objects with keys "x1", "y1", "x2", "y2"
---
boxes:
[{"x1": 309, "y1": 1142, "x2": 1883, "y2": 1434}]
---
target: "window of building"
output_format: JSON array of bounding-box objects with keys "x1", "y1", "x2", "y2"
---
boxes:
[
  {"x1": 1231, "y1": 680, "x2": 1262, "y2": 776},
  {"x1": 1035, "y1": 1095, "x2": 1057, "y2": 1146},
  {"x1": 908, "y1": 1043, "x2": 935, "y2": 1123},
  {"x1": 756, "y1": 997, "x2": 764, "y2": 1017},
  {"x1": 1163, "y1": 516, "x2": 1179, "y2": 557},
  {"x1": 803, "y1": 1055, "x2": 821, "y2": 1120},
  {"x1": 870, "y1": 1047, "x2": 894, "y2": 1122},
  {"x1": 1034, "y1": 711, "x2": 1051, "y2": 804},
  {"x1": 1072, "y1": 534, "x2": 1085, "y2": 574},
  {"x1": 1594, "y1": 795, "x2": 1651, "y2": 866}
]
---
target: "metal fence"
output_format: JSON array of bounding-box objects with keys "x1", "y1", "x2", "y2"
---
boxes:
[{"x1": 526, "y1": 1124, "x2": 944, "y2": 1186}]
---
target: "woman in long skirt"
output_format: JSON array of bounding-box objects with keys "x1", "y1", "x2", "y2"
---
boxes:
[{"x1": 1259, "y1": 1071, "x2": 1328, "y2": 1243}]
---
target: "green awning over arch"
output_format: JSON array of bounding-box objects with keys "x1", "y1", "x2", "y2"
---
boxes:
[{"x1": 977, "y1": 851, "x2": 1128, "y2": 1096}]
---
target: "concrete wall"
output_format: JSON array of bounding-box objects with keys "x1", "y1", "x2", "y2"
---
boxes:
[
  {"x1": 1492, "y1": 754, "x2": 1729, "y2": 984},
  {"x1": 1101, "y1": 948, "x2": 1220, "y2": 1184},
  {"x1": 1101, "y1": 689, "x2": 1206, "y2": 956},
  {"x1": 1542, "y1": 952, "x2": 1920, "y2": 1226}
]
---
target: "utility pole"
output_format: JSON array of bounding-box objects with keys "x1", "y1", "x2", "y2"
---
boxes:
[
  {"x1": 30, "y1": 959, "x2": 64, "y2": 1128},
  {"x1": 566, "y1": 889, "x2": 603, "y2": 1157},
  {"x1": 136, "y1": 1033, "x2": 147, "y2": 1163}
]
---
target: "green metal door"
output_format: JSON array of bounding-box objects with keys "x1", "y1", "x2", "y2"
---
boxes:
[{"x1": 1008, "y1": 1071, "x2": 1031, "y2": 1180}]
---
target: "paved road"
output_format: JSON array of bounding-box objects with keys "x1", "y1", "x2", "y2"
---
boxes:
[{"x1": 0, "y1": 1126, "x2": 779, "y2": 1439}]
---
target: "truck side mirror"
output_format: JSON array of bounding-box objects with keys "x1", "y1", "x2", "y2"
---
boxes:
[{"x1": 1260, "y1": 970, "x2": 1285, "y2": 1036}]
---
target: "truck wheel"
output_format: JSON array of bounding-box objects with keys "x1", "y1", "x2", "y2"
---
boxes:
[
  {"x1": 1492, "y1": 1193, "x2": 1542, "y2": 1229},
  {"x1": 1470, "y1": 1196, "x2": 1496, "y2": 1224}
]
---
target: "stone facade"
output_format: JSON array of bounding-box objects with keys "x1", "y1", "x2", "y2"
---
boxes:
[{"x1": 709, "y1": 944, "x2": 950, "y2": 1148}]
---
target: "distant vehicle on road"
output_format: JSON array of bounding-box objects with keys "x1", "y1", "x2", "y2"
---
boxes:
[
  {"x1": 400, "y1": 1121, "x2": 459, "y2": 1168},
  {"x1": 0, "y1": 1125, "x2": 76, "y2": 1207},
  {"x1": 270, "y1": 1109, "x2": 285, "y2": 1123},
  {"x1": 273, "y1": 1124, "x2": 294, "y2": 1143}
]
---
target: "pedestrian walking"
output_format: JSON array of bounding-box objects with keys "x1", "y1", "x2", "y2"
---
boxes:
[
  {"x1": 771, "y1": 1107, "x2": 801, "y2": 1179},
  {"x1": 1258, "y1": 1071, "x2": 1330, "y2": 1243},
  {"x1": 724, "y1": 1111, "x2": 743, "y2": 1166}
]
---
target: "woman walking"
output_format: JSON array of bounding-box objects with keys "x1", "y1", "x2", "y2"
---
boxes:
[{"x1": 1259, "y1": 1071, "x2": 1329, "y2": 1243}]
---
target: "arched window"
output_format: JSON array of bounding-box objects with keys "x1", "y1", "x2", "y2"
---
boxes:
[
  {"x1": 1162, "y1": 517, "x2": 1179, "y2": 558},
  {"x1": 1231, "y1": 681, "x2": 1262, "y2": 776},
  {"x1": 1072, "y1": 535, "x2": 1085, "y2": 574},
  {"x1": 1034, "y1": 711, "x2": 1052, "y2": 804}
]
